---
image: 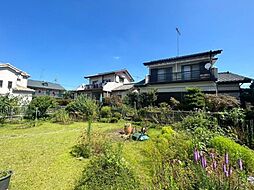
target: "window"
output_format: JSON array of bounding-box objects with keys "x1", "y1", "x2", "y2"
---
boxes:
[
  {"x1": 92, "y1": 80, "x2": 98, "y2": 84},
  {"x1": 0, "y1": 80, "x2": 2, "y2": 88},
  {"x1": 8, "y1": 81, "x2": 12, "y2": 89},
  {"x1": 102, "y1": 79, "x2": 111, "y2": 83},
  {"x1": 42, "y1": 82, "x2": 48, "y2": 86},
  {"x1": 119, "y1": 77, "x2": 124, "y2": 83},
  {"x1": 182, "y1": 64, "x2": 200, "y2": 80},
  {"x1": 157, "y1": 69, "x2": 166, "y2": 82},
  {"x1": 17, "y1": 78, "x2": 21, "y2": 81}
]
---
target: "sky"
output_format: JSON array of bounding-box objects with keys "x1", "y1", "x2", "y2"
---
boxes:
[{"x1": 0, "y1": 0, "x2": 254, "y2": 89}]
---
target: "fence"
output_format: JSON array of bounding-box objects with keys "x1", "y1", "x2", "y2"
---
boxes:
[{"x1": 0, "y1": 106, "x2": 60, "y2": 121}]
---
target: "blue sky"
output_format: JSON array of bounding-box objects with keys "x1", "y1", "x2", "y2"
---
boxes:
[{"x1": 0, "y1": 0, "x2": 253, "y2": 89}]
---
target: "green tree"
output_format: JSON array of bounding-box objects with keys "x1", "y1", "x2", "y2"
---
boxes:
[
  {"x1": 0, "y1": 95, "x2": 19, "y2": 124},
  {"x1": 184, "y1": 88, "x2": 205, "y2": 110},
  {"x1": 66, "y1": 95, "x2": 98, "y2": 139},
  {"x1": 26, "y1": 96, "x2": 57, "y2": 119}
]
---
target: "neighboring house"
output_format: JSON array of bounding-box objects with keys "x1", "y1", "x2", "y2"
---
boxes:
[
  {"x1": 217, "y1": 71, "x2": 253, "y2": 98},
  {"x1": 111, "y1": 83, "x2": 135, "y2": 98},
  {"x1": 0, "y1": 63, "x2": 34, "y2": 104},
  {"x1": 27, "y1": 79, "x2": 65, "y2": 98},
  {"x1": 135, "y1": 50, "x2": 253, "y2": 102},
  {"x1": 76, "y1": 69, "x2": 134, "y2": 100}
]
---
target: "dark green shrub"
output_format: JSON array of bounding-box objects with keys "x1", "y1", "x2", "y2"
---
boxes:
[
  {"x1": 0, "y1": 95, "x2": 19, "y2": 124},
  {"x1": 26, "y1": 96, "x2": 57, "y2": 119},
  {"x1": 211, "y1": 136, "x2": 254, "y2": 172},
  {"x1": 184, "y1": 88, "x2": 205, "y2": 110},
  {"x1": 53, "y1": 109, "x2": 71, "y2": 124},
  {"x1": 71, "y1": 131, "x2": 107, "y2": 159},
  {"x1": 180, "y1": 111, "x2": 219, "y2": 132},
  {"x1": 113, "y1": 112, "x2": 122, "y2": 120},
  {"x1": 66, "y1": 95, "x2": 98, "y2": 144},
  {"x1": 100, "y1": 106, "x2": 112, "y2": 118},
  {"x1": 110, "y1": 117, "x2": 118, "y2": 123},
  {"x1": 179, "y1": 112, "x2": 221, "y2": 150},
  {"x1": 71, "y1": 143, "x2": 91, "y2": 158},
  {"x1": 75, "y1": 143, "x2": 140, "y2": 190},
  {"x1": 99, "y1": 118, "x2": 110, "y2": 123}
]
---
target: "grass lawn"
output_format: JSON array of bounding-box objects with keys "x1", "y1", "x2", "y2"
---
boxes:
[{"x1": 0, "y1": 121, "x2": 160, "y2": 190}]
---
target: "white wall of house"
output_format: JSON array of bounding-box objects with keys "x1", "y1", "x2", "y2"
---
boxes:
[
  {"x1": 0, "y1": 67, "x2": 28, "y2": 94},
  {"x1": 139, "y1": 81, "x2": 217, "y2": 93},
  {"x1": 0, "y1": 64, "x2": 34, "y2": 105}
]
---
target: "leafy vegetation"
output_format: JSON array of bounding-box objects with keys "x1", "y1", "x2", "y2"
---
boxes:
[
  {"x1": 26, "y1": 96, "x2": 57, "y2": 119},
  {"x1": 205, "y1": 94, "x2": 240, "y2": 112},
  {"x1": 75, "y1": 143, "x2": 140, "y2": 190},
  {"x1": 184, "y1": 87, "x2": 206, "y2": 110},
  {"x1": 53, "y1": 109, "x2": 71, "y2": 124},
  {"x1": 0, "y1": 95, "x2": 19, "y2": 124}
]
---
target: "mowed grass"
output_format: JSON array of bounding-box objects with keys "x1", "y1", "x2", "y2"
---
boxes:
[{"x1": 0, "y1": 121, "x2": 160, "y2": 190}]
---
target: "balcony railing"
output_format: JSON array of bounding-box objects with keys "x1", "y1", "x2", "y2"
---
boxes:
[
  {"x1": 83, "y1": 83, "x2": 104, "y2": 90},
  {"x1": 149, "y1": 70, "x2": 216, "y2": 83}
]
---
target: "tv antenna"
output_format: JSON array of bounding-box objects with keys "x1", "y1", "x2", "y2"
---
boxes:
[{"x1": 176, "y1": 27, "x2": 181, "y2": 56}]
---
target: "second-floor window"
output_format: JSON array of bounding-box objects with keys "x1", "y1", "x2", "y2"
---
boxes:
[
  {"x1": 0, "y1": 80, "x2": 3, "y2": 88},
  {"x1": 150, "y1": 67, "x2": 172, "y2": 82},
  {"x1": 8, "y1": 81, "x2": 13, "y2": 89},
  {"x1": 182, "y1": 64, "x2": 200, "y2": 80}
]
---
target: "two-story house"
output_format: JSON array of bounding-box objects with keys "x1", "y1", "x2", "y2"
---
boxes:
[
  {"x1": 0, "y1": 63, "x2": 34, "y2": 104},
  {"x1": 27, "y1": 79, "x2": 65, "y2": 98},
  {"x1": 77, "y1": 69, "x2": 134, "y2": 100},
  {"x1": 135, "y1": 50, "x2": 253, "y2": 102}
]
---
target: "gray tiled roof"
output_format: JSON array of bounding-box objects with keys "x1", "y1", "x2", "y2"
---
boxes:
[
  {"x1": 112, "y1": 83, "x2": 134, "y2": 91},
  {"x1": 218, "y1": 72, "x2": 253, "y2": 83},
  {"x1": 143, "y1": 50, "x2": 222, "y2": 66},
  {"x1": 28, "y1": 79, "x2": 65, "y2": 90}
]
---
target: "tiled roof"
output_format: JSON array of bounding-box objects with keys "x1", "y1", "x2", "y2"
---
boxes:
[
  {"x1": 84, "y1": 69, "x2": 134, "y2": 82},
  {"x1": 143, "y1": 50, "x2": 222, "y2": 66},
  {"x1": 218, "y1": 72, "x2": 253, "y2": 83},
  {"x1": 28, "y1": 79, "x2": 65, "y2": 90},
  {"x1": 13, "y1": 85, "x2": 35, "y2": 92},
  {"x1": 112, "y1": 83, "x2": 134, "y2": 91},
  {"x1": 0, "y1": 63, "x2": 30, "y2": 77},
  {"x1": 134, "y1": 79, "x2": 146, "y2": 87}
]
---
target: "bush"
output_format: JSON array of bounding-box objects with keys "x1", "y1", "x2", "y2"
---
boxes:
[
  {"x1": 100, "y1": 106, "x2": 112, "y2": 118},
  {"x1": 53, "y1": 109, "x2": 71, "y2": 124},
  {"x1": 75, "y1": 143, "x2": 140, "y2": 190},
  {"x1": 71, "y1": 131, "x2": 107, "y2": 159},
  {"x1": 26, "y1": 96, "x2": 57, "y2": 119},
  {"x1": 0, "y1": 95, "x2": 19, "y2": 124},
  {"x1": 205, "y1": 94, "x2": 240, "y2": 112},
  {"x1": 179, "y1": 111, "x2": 219, "y2": 132},
  {"x1": 103, "y1": 95, "x2": 123, "y2": 107},
  {"x1": 147, "y1": 131, "x2": 193, "y2": 189},
  {"x1": 109, "y1": 117, "x2": 118, "y2": 123},
  {"x1": 184, "y1": 88, "x2": 205, "y2": 111},
  {"x1": 211, "y1": 136, "x2": 254, "y2": 172},
  {"x1": 124, "y1": 89, "x2": 157, "y2": 109},
  {"x1": 66, "y1": 95, "x2": 98, "y2": 121},
  {"x1": 113, "y1": 112, "x2": 122, "y2": 120},
  {"x1": 99, "y1": 118, "x2": 110, "y2": 123},
  {"x1": 179, "y1": 112, "x2": 221, "y2": 150}
]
